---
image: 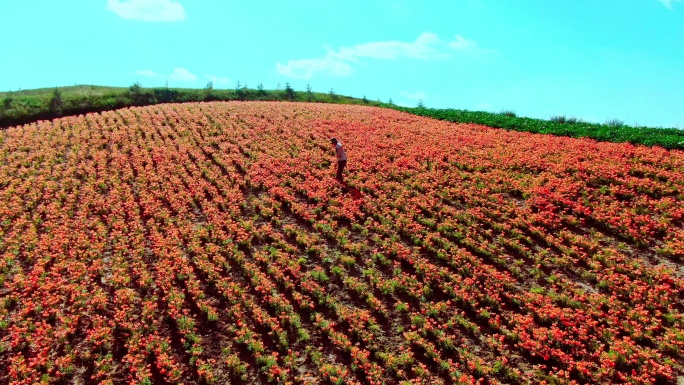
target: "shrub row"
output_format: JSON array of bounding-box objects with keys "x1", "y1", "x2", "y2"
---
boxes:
[{"x1": 388, "y1": 106, "x2": 684, "y2": 150}]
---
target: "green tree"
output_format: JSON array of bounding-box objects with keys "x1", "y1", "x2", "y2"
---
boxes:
[
  {"x1": 416, "y1": 99, "x2": 425, "y2": 108},
  {"x1": 257, "y1": 83, "x2": 266, "y2": 96},
  {"x1": 284, "y1": 82, "x2": 295, "y2": 101},
  {"x1": 129, "y1": 82, "x2": 146, "y2": 105},
  {"x1": 362, "y1": 94, "x2": 368, "y2": 104},
  {"x1": 205, "y1": 81, "x2": 214, "y2": 101},
  {"x1": 2, "y1": 92, "x2": 13, "y2": 109},
  {"x1": 306, "y1": 84, "x2": 313, "y2": 102},
  {"x1": 606, "y1": 118, "x2": 625, "y2": 127},
  {"x1": 49, "y1": 88, "x2": 63, "y2": 117},
  {"x1": 236, "y1": 80, "x2": 246, "y2": 101},
  {"x1": 153, "y1": 88, "x2": 179, "y2": 103},
  {"x1": 242, "y1": 82, "x2": 249, "y2": 99},
  {"x1": 129, "y1": 82, "x2": 142, "y2": 94}
]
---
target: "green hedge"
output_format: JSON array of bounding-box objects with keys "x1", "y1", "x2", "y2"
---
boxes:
[{"x1": 387, "y1": 106, "x2": 684, "y2": 150}]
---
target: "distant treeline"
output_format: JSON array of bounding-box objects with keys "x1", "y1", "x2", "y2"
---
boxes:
[
  {"x1": 0, "y1": 83, "x2": 379, "y2": 129},
  {"x1": 393, "y1": 107, "x2": 684, "y2": 150},
  {"x1": 2, "y1": 84, "x2": 683, "y2": 149}
]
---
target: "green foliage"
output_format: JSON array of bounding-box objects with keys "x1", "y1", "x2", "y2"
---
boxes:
[
  {"x1": 389, "y1": 105, "x2": 684, "y2": 149},
  {"x1": 605, "y1": 118, "x2": 625, "y2": 127},
  {"x1": 129, "y1": 82, "x2": 142, "y2": 95},
  {"x1": 204, "y1": 81, "x2": 215, "y2": 101},
  {"x1": 329, "y1": 87, "x2": 338, "y2": 101},
  {"x1": 49, "y1": 88, "x2": 63, "y2": 116},
  {"x1": 153, "y1": 88, "x2": 180, "y2": 103},
  {"x1": 306, "y1": 84, "x2": 313, "y2": 102},
  {"x1": 129, "y1": 82, "x2": 153, "y2": 105},
  {"x1": 2, "y1": 93, "x2": 13, "y2": 109},
  {"x1": 284, "y1": 82, "x2": 295, "y2": 101},
  {"x1": 235, "y1": 81, "x2": 246, "y2": 101},
  {"x1": 550, "y1": 115, "x2": 580, "y2": 124}
]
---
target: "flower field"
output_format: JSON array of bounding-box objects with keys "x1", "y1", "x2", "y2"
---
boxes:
[{"x1": 1, "y1": 101, "x2": 683, "y2": 384}]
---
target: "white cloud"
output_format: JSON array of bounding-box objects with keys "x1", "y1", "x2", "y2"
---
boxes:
[
  {"x1": 207, "y1": 75, "x2": 231, "y2": 85},
  {"x1": 658, "y1": 0, "x2": 683, "y2": 7},
  {"x1": 336, "y1": 32, "x2": 447, "y2": 61},
  {"x1": 276, "y1": 51, "x2": 354, "y2": 79},
  {"x1": 169, "y1": 67, "x2": 197, "y2": 82},
  {"x1": 276, "y1": 32, "x2": 479, "y2": 79},
  {"x1": 134, "y1": 68, "x2": 202, "y2": 83},
  {"x1": 107, "y1": 0, "x2": 185, "y2": 22},
  {"x1": 400, "y1": 91, "x2": 427, "y2": 101},
  {"x1": 450, "y1": 35, "x2": 478, "y2": 50},
  {"x1": 135, "y1": 69, "x2": 159, "y2": 77}
]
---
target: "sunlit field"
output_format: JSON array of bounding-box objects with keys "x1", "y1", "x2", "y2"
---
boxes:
[{"x1": 1, "y1": 102, "x2": 683, "y2": 384}]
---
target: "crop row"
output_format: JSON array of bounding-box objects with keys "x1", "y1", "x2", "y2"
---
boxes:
[{"x1": 1, "y1": 101, "x2": 683, "y2": 384}]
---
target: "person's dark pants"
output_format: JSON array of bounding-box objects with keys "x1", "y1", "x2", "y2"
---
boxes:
[{"x1": 336, "y1": 160, "x2": 347, "y2": 181}]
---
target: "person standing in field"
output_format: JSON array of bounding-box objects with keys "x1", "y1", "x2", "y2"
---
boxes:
[{"x1": 330, "y1": 138, "x2": 347, "y2": 182}]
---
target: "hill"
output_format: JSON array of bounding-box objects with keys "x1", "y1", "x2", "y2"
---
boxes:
[
  {"x1": 2, "y1": 85, "x2": 684, "y2": 150},
  {"x1": 0, "y1": 84, "x2": 382, "y2": 130},
  {"x1": 0, "y1": 101, "x2": 683, "y2": 384}
]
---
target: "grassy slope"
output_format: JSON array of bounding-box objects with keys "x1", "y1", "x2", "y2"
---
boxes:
[
  {"x1": 0, "y1": 85, "x2": 383, "y2": 129},
  {"x1": 1, "y1": 84, "x2": 684, "y2": 149},
  {"x1": 0, "y1": 85, "x2": 128, "y2": 98}
]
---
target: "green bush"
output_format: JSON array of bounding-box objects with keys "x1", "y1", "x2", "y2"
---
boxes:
[
  {"x1": 605, "y1": 118, "x2": 625, "y2": 127},
  {"x1": 49, "y1": 89, "x2": 63, "y2": 117},
  {"x1": 388, "y1": 105, "x2": 684, "y2": 149},
  {"x1": 284, "y1": 83, "x2": 295, "y2": 101}
]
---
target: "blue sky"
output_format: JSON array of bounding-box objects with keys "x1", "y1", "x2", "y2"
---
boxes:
[{"x1": 1, "y1": 0, "x2": 683, "y2": 128}]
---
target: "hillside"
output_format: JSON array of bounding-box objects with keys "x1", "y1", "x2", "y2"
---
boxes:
[
  {"x1": 0, "y1": 85, "x2": 382, "y2": 130},
  {"x1": 1, "y1": 102, "x2": 683, "y2": 384},
  {"x1": 3, "y1": 85, "x2": 684, "y2": 150}
]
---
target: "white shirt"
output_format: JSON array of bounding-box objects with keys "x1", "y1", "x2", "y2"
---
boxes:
[{"x1": 335, "y1": 142, "x2": 347, "y2": 161}]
